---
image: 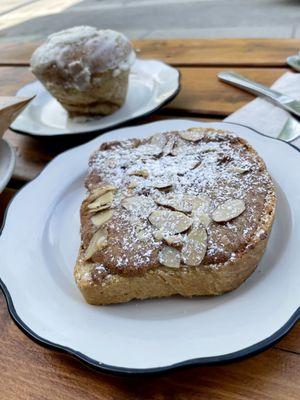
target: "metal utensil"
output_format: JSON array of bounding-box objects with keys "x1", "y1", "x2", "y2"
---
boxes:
[
  {"x1": 277, "y1": 116, "x2": 300, "y2": 142},
  {"x1": 286, "y1": 55, "x2": 300, "y2": 72},
  {"x1": 218, "y1": 71, "x2": 300, "y2": 118}
]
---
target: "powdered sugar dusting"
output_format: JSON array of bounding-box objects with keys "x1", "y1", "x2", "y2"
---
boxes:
[
  {"x1": 84, "y1": 128, "x2": 274, "y2": 275},
  {"x1": 30, "y1": 26, "x2": 135, "y2": 91}
]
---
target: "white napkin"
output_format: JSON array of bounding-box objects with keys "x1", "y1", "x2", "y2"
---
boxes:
[{"x1": 225, "y1": 71, "x2": 300, "y2": 148}]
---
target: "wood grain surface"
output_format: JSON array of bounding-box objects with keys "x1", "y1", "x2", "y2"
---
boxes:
[
  {"x1": 0, "y1": 38, "x2": 299, "y2": 67},
  {"x1": 0, "y1": 39, "x2": 299, "y2": 399}
]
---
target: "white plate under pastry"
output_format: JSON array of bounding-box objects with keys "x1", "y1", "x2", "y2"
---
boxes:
[
  {"x1": 0, "y1": 120, "x2": 299, "y2": 374},
  {"x1": 0, "y1": 139, "x2": 15, "y2": 193},
  {"x1": 10, "y1": 60, "x2": 180, "y2": 137}
]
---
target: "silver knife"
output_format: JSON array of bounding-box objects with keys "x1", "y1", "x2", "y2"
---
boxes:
[{"x1": 218, "y1": 71, "x2": 300, "y2": 118}]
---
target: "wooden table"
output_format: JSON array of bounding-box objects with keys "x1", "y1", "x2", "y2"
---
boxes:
[{"x1": 0, "y1": 39, "x2": 299, "y2": 399}]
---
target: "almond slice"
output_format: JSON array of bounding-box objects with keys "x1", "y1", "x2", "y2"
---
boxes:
[
  {"x1": 178, "y1": 128, "x2": 205, "y2": 142},
  {"x1": 196, "y1": 213, "x2": 211, "y2": 228},
  {"x1": 177, "y1": 158, "x2": 202, "y2": 175},
  {"x1": 150, "y1": 133, "x2": 167, "y2": 148},
  {"x1": 191, "y1": 195, "x2": 210, "y2": 212},
  {"x1": 158, "y1": 245, "x2": 181, "y2": 268},
  {"x1": 170, "y1": 140, "x2": 184, "y2": 156},
  {"x1": 212, "y1": 199, "x2": 246, "y2": 222},
  {"x1": 136, "y1": 230, "x2": 149, "y2": 241},
  {"x1": 153, "y1": 230, "x2": 164, "y2": 241},
  {"x1": 154, "y1": 194, "x2": 194, "y2": 213},
  {"x1": 149, "y1": 210, "x2": 192, "y2": 234},
  {"x1": 89, "y1": 185, "x2": 116, "y2": 202},
  {"x1": 229, "y1": 166, "x2": 250, "y2": 174},
  {"x1": 192, "y1": 195, "x2": 211, "y2": 228},
  {"x1": 122, "y1": 195, "x2": 156, "y2": 216},
  {"x1": 152, "y1": 180, "x2": 173, "y2": 189},
  {"x1": 84, "y1": 228, "x2": 108, "y2": 260},
  {"x1": 181, "y1": 227, "x2": 207, "y2": 266},
  {"x1": 163, "y1": 136, "x2": 177, "y2": 155},
  {"x1": 91, "y1": 209, "x2": 114, "y2": 227},
  {"x1": 139, "y1": 143, "x2": 162, "y2": 157},
  {"x1": 153, "y1": 230, "x2": 183, "y2": 246},
  {"x1": 87, "y1": 190, "x2": 114, "y2": 212},
  {"x1": 163, "y1": 234, "x2": 183, "y2": 247},
  {"x1": 128, "y1": 169, "x2": 149, "y2": 178},
  {"x1": 128, "y1": 181, "x2": 138, "y2": 189},
  {"x1": 201, "y1": 146, "x2": 217, "y2": 154}
]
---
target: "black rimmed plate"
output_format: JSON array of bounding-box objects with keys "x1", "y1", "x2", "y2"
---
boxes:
[
  {"x1": 10, "y1": 60, "x2": 180, "y2": 137},
  {"x1": 0, "y1": 120, "x2": 299, "y2": 374}
]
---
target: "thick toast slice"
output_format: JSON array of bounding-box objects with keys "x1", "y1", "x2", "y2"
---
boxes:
[{"x1": 74, "y1": 127, "x2": 276, "y2": 305}]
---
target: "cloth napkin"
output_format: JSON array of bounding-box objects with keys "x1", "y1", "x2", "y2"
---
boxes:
[{"x1": 225, "y1": 71, "x2": 300, "y2": 148}]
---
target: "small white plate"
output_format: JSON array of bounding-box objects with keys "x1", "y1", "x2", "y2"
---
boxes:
[
  {"x1": 11, "y1": 60, "x2": 180, "y2": 137},
  {"x1": 0, "y1": 120, "x2": 299, "y2": 374},
  {"x1": 0, "y1": 139, "x2": 15, "y2": 193}
]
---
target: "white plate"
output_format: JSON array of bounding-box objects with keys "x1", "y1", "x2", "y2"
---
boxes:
[
  {"x1": 0, "y1": 139, "x2": 15, "y2": 193},
  {"x1": 10, "y1": 60, "x2": 180, "y2": 137},
  {"x1": 0, "y1": 120, "x2": 299, "y2": 374}
]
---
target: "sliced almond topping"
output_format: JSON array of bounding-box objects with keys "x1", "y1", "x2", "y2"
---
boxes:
[
  {"x1": 153, "y1": 230, "x2": 183, "y2": 246},
  {"x1": 153, "y1": 230, "x2": 164, "y2": 241},
  {"x1": 181, "y1": 227, "x2": 207, "y2": 266},
  {"x1": 149, "y1": 210, "x2": 192, "y2": 234},
  {"x1": 178, "y1": 128, "x2": 205, "y2": 142},
  {"x1": 89, "y1": 185, "x2": 116, "y2": 202},
  {"x1": 192, "y1": 195, "x2": 211, "y2": 228},
  {"x1": 163, "y1": 234, "x2": 183, "y2": 247},
  {"x1": 139, "y1": 143, "x2": 162, "y2": 157},
  {"x1": 152, "y1": 180, "x2": 173, "y2": 189},
  {"x1": 171, "y1": 141, "x2": 183, "y2": 156},
  {"x1": 201, "y1": 146, "x2": 217, "y2": 153},
  {"x1": 163, "y1": 136, "x2": 177, "y2": 155},
  {"x1": 122, "y1": 195, "x2": 156, "y2": 216},
  {"x1": 176, "y1": 158, "x2": 202, "y2": 176},
  {"x1": 192, "y1": 195, "x2": 210, "y2": 212},
  {"x1": 158, "y1": 245, "x2": 181, "y2": 268},
  {"x1": 128, "y1": 169, "x2": 149, "y2": 178},
  {"x1": 150, "y1": 133, "x2": 167, "y2": 148},
  {"x1": 97, "y1": 234, "x2": 108, "y2": 250},
  {"x1": 91, "y1": 209, "x2": 114, "y2": 227},
  {"x1": 84, "y1": 228, "x2": 108, "y2": 260},
  {"x1": 128, "y1": 215, "x2": 140, "y2": 225},
  {"x1": 128, "y1": 181, "x2": 138, "y2": 189},
  {"x1": 87, "y1": 190, "x2": 114, "y2": 212},
  {"x1": 154, "y1": 194, "x2": 194, "y2": 213},
  {"x1": 196, "y1": 213, "x2": 211, "y2": 228},
  {"x1": 229, "y1": 166, "x2": 250, "y2": 174},
  {"x1": 212, "y1": 199, "x2": 246, "y2": 222},
  {"x1": 136, "y1": 230, "x2": 149, "y2": 241}
]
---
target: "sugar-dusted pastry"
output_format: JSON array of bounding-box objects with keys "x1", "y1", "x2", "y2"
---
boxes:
[
  {"x1": 30, "y1": 26, "x2": 135, "y2": 116},
  {"x1": 74, "y1": 127, "x2": 276, "y2": 305}
]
